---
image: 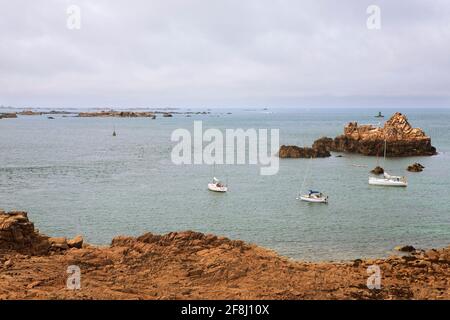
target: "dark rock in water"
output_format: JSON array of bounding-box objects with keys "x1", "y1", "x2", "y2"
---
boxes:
[
  {"x1": 18, "y1": 110, "x2": 42, "y2": 116},
  {"x1": 407, "y1": 163, "x2": 425, "y2": 172},
  {"x1": 371, "y1": 166, "x2": 384, "y2": 175},
  {"x1": 278, "y1": 145, "x2": 331, "y2": 158},
  {"x1": 0, "y1": 113, "x2": 17, "y2": 119},
  {"x1": 335, "y1": 155, "x2": 343, "y2": 158},
  {"x1": 317, "y1": 113, "x2": 436, "y2": 157},
  {"x1": 395, "y1": 245, "x2": 416, "y2": 253},
  {"x1": 312, "y1": 137, "x2": 334, "y2": 151},
  {"x1": 278, "y1": 137, "x2": 333, "y2": 158},
  {"x1": 47, "y1": 116, "x2": 55, "y2": 120},
  {"x1": 79, "y1": 111, "x2": 155, "y2": 118}
]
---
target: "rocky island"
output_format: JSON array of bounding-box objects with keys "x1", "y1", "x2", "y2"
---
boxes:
[
  {"x1": 0, "y1": 113, "x2": 17, "y2": 119},
  {"x1": 0, "y1": 210, "x2": 448, "y2": 300},
  {"x1": 279, "y1": 113, "x2": 435, "y2": 158},
  {"x1": 320, "y1": 112, "x2": 437, "y2": 157},
  {"x1": 78, "y1": 111, "x2": 157, "y2": 118},
  {"x1": 278, "y1": 141, "x2": 331, "y2": 158},
  {"x1": 407, "y1": 163, "x2": 425, "y2": 172}
]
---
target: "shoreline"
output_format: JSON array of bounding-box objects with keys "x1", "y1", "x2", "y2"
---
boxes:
[{"x1": 0, "y1": 210, "x2": 448, "y2": 300}]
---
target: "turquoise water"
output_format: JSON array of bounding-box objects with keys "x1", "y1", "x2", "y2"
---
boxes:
[{"x1": 0, "y1": 108, "x2": 449, "y2": 261}]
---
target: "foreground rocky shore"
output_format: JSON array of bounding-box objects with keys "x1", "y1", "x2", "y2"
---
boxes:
[{"x1": 0, "y1": 210, "x2": 448, "y2": 300}]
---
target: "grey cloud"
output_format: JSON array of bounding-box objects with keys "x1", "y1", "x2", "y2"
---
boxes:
[{"x1": 0, "y1": 0, "x2": 449, "y2": 108}]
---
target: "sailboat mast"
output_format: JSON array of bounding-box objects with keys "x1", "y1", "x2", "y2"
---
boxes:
[{"x1": 300, "y1": 156, "x2": 312, "y2": 194}]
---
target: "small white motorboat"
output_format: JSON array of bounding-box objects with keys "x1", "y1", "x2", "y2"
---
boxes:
[
  {"x1": 369, "y1": 172, "x2": 407, "y2": 187},
  {"x1": 298, "y1": 190, "x2": 329, "y2": 203},
  {"x1": 208, "y1": 177, "x2": 228, "y2": 193}
]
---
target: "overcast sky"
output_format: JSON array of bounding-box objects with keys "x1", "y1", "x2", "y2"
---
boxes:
[{"x1": 1, "y1": 0, "x2": 449, "y2": 108}]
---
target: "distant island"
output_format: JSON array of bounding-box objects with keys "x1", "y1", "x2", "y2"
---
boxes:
[{"x1": 0, "y1": 109, "x2": 213, "y2": 119}]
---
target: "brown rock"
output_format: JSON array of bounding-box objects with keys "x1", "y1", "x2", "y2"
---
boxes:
[
  {"x1": 0, "y1": 211, "x2": 50, "y2": 255},
  {"x1": 27, "y1": 281, "x2": 42, "y2": 289},
  {"x1": 278, "y1": 143, "x2": 331, "y2": 158},
  {"x1": 371, "y1": 166, "x2": 384, "y2": 175},
  {"x1": 407, "y1": 163, "x2": 425, "y2": 172},
  {"x1": 17, "y1": 110, "x2": 43, "y2": 116},
  {"x1": 326, "y1": 113, "x2": 436, "y2": 156},
  {"x1": 0, "y1": 113, "x2": 18, "y2": 119},
  {"x1": 78, "y1": 111, "x2": 156, "y2": 118},
  {"x1": 67, "y1": 235, "x2": 84, "y2": 249},
  {"x1": 395, "y1": 245, "x2": 416, "y2": 252},
  {"x1": 424, "y1": 249, "x2": 440, "y2": 262},
  {"x1": 48, "y1": 237, "x2": 68, "y2": 250}
]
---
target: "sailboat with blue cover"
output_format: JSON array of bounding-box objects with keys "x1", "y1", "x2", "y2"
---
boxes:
[{"x1": 297, "y1": 157, "x2": 329, "y2": 203}]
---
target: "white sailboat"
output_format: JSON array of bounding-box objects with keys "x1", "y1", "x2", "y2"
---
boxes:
[
  {"x1": 297, "y1": 157, "x2": 329, "y2": 203},
  {"x1": 208, "y1": 164, "x2": 228, "y2": 192},
  {"x1": 208, "y1": 177, "x2": 228, "y2": 192},
  {"x1": 299, "y1": 190, "x2": 329, "y2": 203},
  {"x1": 368, "y1": 139, "x2": 408, "y2": 187},
  {"x1": 369, "y1": 173, "x2": 407, "y2": 187}
]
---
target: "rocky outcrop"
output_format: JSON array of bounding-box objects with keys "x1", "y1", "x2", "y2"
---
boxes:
[
  {"x1": 0, "y1": 210, "x2": 50, "y2": 255},
  {"x1": 67, "y1": 235, "x2": 84, "y2": 249},
  {"x1": 371, "y1": 166, "x2": 384, "y2": 175},
  {"x1": 0, "y1": 113, "x2": 17, "y2": 119},
  {"x1": 395, "y1": 245, "x2": 416, "y2": 252},
  {"x1": 319, "y1": 113, "x2": 436, "y2": 157},
  {"x1": 78, "y1": 111, "x2": 156, "y2": 118},
  {"x1": 0, "y1": 210, "x2": 83, "y2": 255},
  {"x1": 278, "y1": 145, "x2": 331, "y2": 158},
  {"x1": 278, "y1": 138, "x2": 332, "y2": 158},
  {"x1": 17, "y1": 110, "x2": 43, "y2": 116},
  {"x1": 407, "y1": 163, "x2": 425, "y2": 172}
]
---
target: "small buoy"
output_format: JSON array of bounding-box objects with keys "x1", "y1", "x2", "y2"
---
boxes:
[{"x1": 112, "y1": 131, "x2": 117, "y2": 137}]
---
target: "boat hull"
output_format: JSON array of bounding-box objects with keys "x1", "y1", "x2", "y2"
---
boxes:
[
  {"x1": 368, "y1": 177, "x2": 407, "y2": 187},
  {"x1": 208, "y1": 184, "x2": 228, "y2": 192},
  {"x1": 299, "y1": 195, "x2": 328, "y2": 203}
]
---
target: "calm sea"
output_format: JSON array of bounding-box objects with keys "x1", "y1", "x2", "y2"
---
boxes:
[{"x1": 0, "y1": 107, "x2": 449, "y2": 261}]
